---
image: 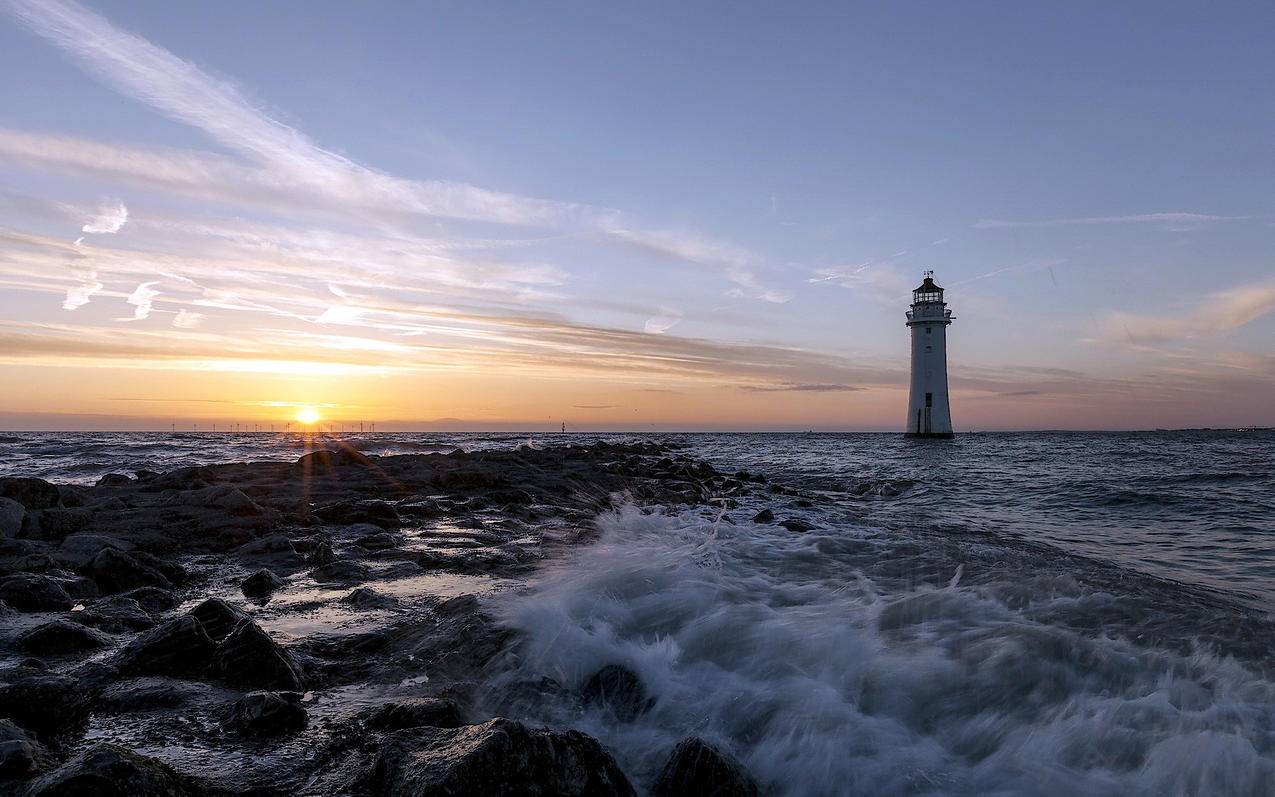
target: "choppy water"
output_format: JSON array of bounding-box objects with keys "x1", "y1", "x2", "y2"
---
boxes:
[{"x1": 3, "y1": 430, "x2": 1274, "y2": 795}]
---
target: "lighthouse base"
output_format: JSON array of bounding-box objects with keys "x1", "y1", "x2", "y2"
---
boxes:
[{"x1": 903, "y1": 432, "x2": 954, "y2": 439}]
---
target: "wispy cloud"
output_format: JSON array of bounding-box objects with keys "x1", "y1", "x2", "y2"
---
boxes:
[
  {"x1": 973, "y1": 212, "x2": 1248, "y2": 230},
  {"x1": 61, "y1": 270, "x2": 102, "y2": 310},
  {"x1": 739, "y1": 382, "x2": 863, "y2": 393},
  {"x1": 120, "y1": 280, "x2": 159, "y2": 320},
  {"x1": 80, "y1": 199, "x2": 128, "y2": 234},
  {"x1": 1101, "y1": 279, "x2": 1275, "y2": 344},
  {"x1": 171, "y1": 308, "x2": 204, "y2": 328}
]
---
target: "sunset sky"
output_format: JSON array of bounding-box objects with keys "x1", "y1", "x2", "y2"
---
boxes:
[{"x1": 2, "y1": 0, "x2": 1273, "y2": 431}]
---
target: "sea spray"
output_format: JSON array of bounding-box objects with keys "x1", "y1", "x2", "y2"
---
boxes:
[{"x1": 480, "y1": 503, "x2": 1275, "y2": 796}]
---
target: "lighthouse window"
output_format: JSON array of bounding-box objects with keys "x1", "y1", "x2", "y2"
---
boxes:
[
  {"x1": 925, "y1": 392, "x2": 933, "y2": 407},
  {"x1": 925, "y1": 327, "x2": 932, "y2": 334}
]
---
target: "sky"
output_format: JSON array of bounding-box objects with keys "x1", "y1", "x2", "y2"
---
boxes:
[{"x1": 1, "y1": 0, "x2": 1273, "y2": 431}]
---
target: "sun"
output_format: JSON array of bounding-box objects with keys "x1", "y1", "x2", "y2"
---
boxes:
[{"x1": 296, "y1": 407, "x2": 321, "y2": 425}]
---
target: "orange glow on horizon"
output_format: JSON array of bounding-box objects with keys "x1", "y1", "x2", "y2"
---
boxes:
[{"x1": 296, "y1": 407, "x2": 321, "y2": 425}]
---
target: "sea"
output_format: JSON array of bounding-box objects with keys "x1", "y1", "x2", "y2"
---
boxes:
[{"x1": 3, "y1": 430, "x2": 1274, "y2": 794}]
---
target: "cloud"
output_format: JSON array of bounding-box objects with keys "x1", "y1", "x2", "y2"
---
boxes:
[
  {"x1": 809, "y1": 259, "x2": 912, "y2": 303},
  {"x1": 739, "y1": 383, "x2": 864, "y2": 393},
  {"x1": 1102, "y1": 280, "x2": 1275, "y2": 344},
  {"x1": 121, "y1": 280, "x2": 160, "y2": 320},
  {"x1": 643, "y1": 307, "x2": 682, "y2": 335},
  {"x1": 973, "y1": 212, "x2": 1247, "y2": 230},
  {"x1": 61, "y1": 270, "x2": 102, "y2": 310},
  {"x1": 81, "y1": 199, "x2": 128, "y2": 234},
  {"x1": 572, "y1": 404, "x2": 616, "y2": 409},
  {"x1": 172, "y1": 308, "x2": 204, "y2": 328}
]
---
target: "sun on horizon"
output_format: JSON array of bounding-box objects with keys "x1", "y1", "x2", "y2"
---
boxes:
[{"x1": 296, "y1": 407, "x2": 321, "y2": 426}]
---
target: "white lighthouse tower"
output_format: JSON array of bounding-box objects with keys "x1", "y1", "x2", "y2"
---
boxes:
[{"x1": 904, "y1": 271, "x2": 954, "y2": 438}]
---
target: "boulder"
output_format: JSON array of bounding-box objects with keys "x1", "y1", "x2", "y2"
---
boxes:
[
  {"x1": 240, "y1": 568, "x2": 285, "y2": 600},
  {"x1": 779, "y1": 518, "x2": 817, "y2": 533},
  {"x1": 0, "y1": 574, "x2": 73, "y2": 612},
  {"x1": 582, "y1": 664, "x2": 652, "y2": 722},
  {"x1": 236, "y1": 533, "x2": 296, "y2": 556},
  {"x1": 24, "y1": 743, "x2": 209, "y2": 796},
  {"x1": 0, "y1": 497, "x2": 23, "y2": 540},
  {"x1": 111, "y1": 616, "x2": 215, "y2": 679},
  {"x1": 314, "y1": 499, "x2": 400, "y2": 528},
  {"x1": 310, "y1": 560, "x2": 370, "y2": 584},
  {"x1": 120, "y1": 586, "x2": 178, "y2": 614},
  {"x1": 17, "y1": 620, "x2": 111, "y2": 656},
  {"x1": 307, "y1": 540, "x2": 336, "y2": 566},
  {"x1": 0, "y1": 674, "x2": 89, "y2": 739},
  {"x1": 750, "y1": 509, "x2": 774, "y2": 524},
  {"x1": 354, "y1": 530, "x2": 406, "y2": 550},
  {"x1": 365, "y1": 697, "x2": 465, "y2": 731},
  {"x1": 0, "y1": 477, "x2": 61, "y2": 511},
  {"x1": 0, "y1": 720, "x2": 49, "y2": 779},
  {"x1": 296, "y1": 448, "x2": 372, "y2": 471},
  {"x1": 32, "y1": 508, "x2": 93, "y2": 538},
  {"x1": 74, "y1": 596, "x2": 155, "y2": 633},
  {"x1": 58, "y1": 534, "x2": 134, "y2": 568},
  {"x1": 95, "y1": 678, "x2": 206, "y2": 714},
  {"x1": 210, "y1": 619, "x2": 304, "y2": 691},
  {"x1": 95, "y1": 473, "x2": 133, "y2": 487},
  {"x1": 226, "y1": 691, "x2": 307, "y2": 736},
  {"x1": 341, "y1": 586, "x2": 399, "y2": 610},
  {"x1": 188, "y1": 598, "x2": 251, "y2": 642},
  {"x1": 652, "y1": 737, "x2": 760, "y2": 797},
  {"x1": 371, "y1": 718, "x2": 634, "y2": 797},
  {"x1": 171, "y1": 485, "x2": 262, "y2": 516},
  {"x1": 85, "y1": 548, "x2": 172, "y2": 593}
]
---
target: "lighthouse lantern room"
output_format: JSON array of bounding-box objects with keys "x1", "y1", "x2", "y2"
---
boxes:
[{"x1": 904, "y1": 271, "x2": 954, "y2": 438}]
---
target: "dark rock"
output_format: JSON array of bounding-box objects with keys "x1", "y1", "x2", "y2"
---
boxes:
[
  {"x1": 0, "y1": 477, "x2": 61, "y2": 511},
  {"x1": 307, "y1": 540, "x2": 336, "y2": 566},
  {"x1": 310, "y1": 560, "x2": 370, "y2": 584},
  {"x1": 188, "y1": 598, "x2": 250, "y2": 642},
  {"x1": 0, "y1": 574, "x2": 73, "y2": 612},
  {"x1": 134, "y1": 469, "x2": 160, "y2": 481},
  {"x1": 236, "y1": 533, "x2": 296, "y2": 556},
  {"x1": 74, "y1": 596, "x2": 155, "y2": 633},
  {"x1": 0, "y1": 497, "x2": 24, "y2": 540},
  {"x1": 372, "y1": 718, "x2": 634, "y2": 797},
  {"x1": 240, "y1": 568, "x2": 285, "y2": 600},
  {"x1": 172, "y1": 485, "x2": 262, "y2": 516},
  {"x1": 95, "y1": 678, "x2": 205, "y2": 713},
  {"x1": 314, "y1": 498, "x2": 400, "y2": 527},
  {"x1": 652, "y1": 737, "x2": 760, "y2": 797},
  {"x1": 121, "y1": 586, "x2": 177, "y2": 614},
  {"x1": 751, "y1": 509, "x2": 774, "y2": 523},
  {"x1": 95, "y1": 473, "x2": 133, "y2": 487},
  {"x1": 0, "y1": 674, "x2": 89, "y2": 739},
  {"x1": 58, "y1": 534, "x2": 133, "y2": 568},
  {"x1": 55, "y1": 575, "x2": 99, "y2": 600},
  {"x1": 582, "y1": 664, "x2": 652, "y2": 722},
  {"x1": 779, "y1": 519, "x2": 817, "y2": 533},
  {"x1": 24, "y1": 743, "x2": 209, "y2": 796},
  {"x1": 0, "y1": 719, "x2": 49, "y2": 778},
  {"x1": 130, "y1": 551, "x2": 187, "y2": 587},
  {"x1": 366, "y1": 697, "x2": 464, "y2": 730},
  {"x1": 86, "y1": 548, "x2": 172, "y2": 593},
  {"x1": 17, "y1": 620, "x2": 111, "y2": 656},
  {"x1": 226, "y1": 691, "x2": 307, "y2": 736},
  {"x1": 211, "y1": 619, "x2": 304, "y2": 691},
  {"x1": 355, "y1": 530, "x2": 405, "y2": 550},
  {"x1": 29, "y1": 507, "x2": 92, "y2": 539},
  {"x1": 112, "y1": 616, "x2": 215, "y2": 679},
  {"x1": 296, "y1": 448, "x2": 372, "y2": 470},
  {"x1": 341, "y1": 586, "x2": 399, "y2": 610}
]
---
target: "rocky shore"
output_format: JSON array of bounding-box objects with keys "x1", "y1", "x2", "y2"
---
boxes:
[{"x1": 0, "y1": 441, "x2": 775, "y2": 795}]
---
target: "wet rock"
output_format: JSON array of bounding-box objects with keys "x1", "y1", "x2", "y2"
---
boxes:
[
  {"x1": 0, "y1": 720, "x2": 49, "y2": 778},
  {"x1": 236, "y1": 533, "x2": 296, "y2": 556},
  {"x1": 0, "y1": 477, "x2": 61, "y2": 511},
  {"x1": 751, "y1": 509, "x2": 774, "y2": 523},
  {"x1": 314, "y1": 498, "x2": 400, "y2": 528},
  {"x1": 341, "y1": 586, "x2": 399, "y2": 610},
  {"x1": 56, "y1": 574, "x2": 100, "y2": 600},
  {"x1": 355, "y1": 530, "x2": 406, "y2": 550},
  {"x1": 24, "y1": 743, "x2": 209, "y2": 796},
  {"x1": 582, "y1": 664, "x2": 652, "y2": 722},
  {"x1": 58, "y1": 534, "x2": 134, "y2": 568},
  {"x1": 188, "y1": 598, "x2": 250, "y2": 642},
  {"x1": 121, "y1": 586, "x2": 177, "y2": 614},
  {"x1": 0, "y1": 497, "x2": 23, "y2": 540},
  {"x1": 779, "y1": 518, "x2": 817, "y2": 533},
  {"x1": 371, "y1": 718, "x2": 634, "y2": 797},
  {"x1": 296, "y1": 448, "x2": 372, "y2": 470},
  {"x1": 173, "y1": 485, "x2": 262, "y2": 516},
  {"x1": 95, "y1": 473, "x2": 133, "y2": 487},
  {"x1": 86, "y1": 548, "x2": 172, "y2": 593},
  {"x1": 95, "y1": 678, "x2": 206, "y2": 713},
  {"x1": 311, "y1": 560, "x2": 370, "y2": 584},
  {"x1": 226, "y1": 691, "x2": 307, "y2": 736},
  {"x1": 0, "y1": 674, "x2": 89, "y2": 739},
  {"x1": 652, "y1": 737, "x2": 760, "y2": 797},
  {"x1": 134, "y1": 469, "x2": 160, "y2": 481},
  {"x1": 241, "y1": 568, "x2": 285, "y2": 600},
  {"x1": 0, "y1": 574, "x2": 73, "y2": 612},
  {"x1": 74, "y1": 596, "x2": 155, "y2": 633},
  {"x1": 307, "y1": 540, "x2": 336, "y2": 566},
  {"x1": 211, "y1": 619, "x2": 304, "y2": 691},
  {"x1": 112, "y1": 616, "x2": 216, "y2": 679},
  {"x1": 17, "y1": 620, "x2": 111, "y2": 656},
  {"x1": 366, "y1": 697, "x2": 465, "y2": 730}
]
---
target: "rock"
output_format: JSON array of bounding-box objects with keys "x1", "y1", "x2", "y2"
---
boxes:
[
  {"x1": 751, "y1": 509, "x2": 774, "y2": 523},
  {"x1": 0, "y1": 497, "x2": 23, "y2": 540},
  {"x1": 0, "y1": 720, "x2": 49, "y2": 778},
  {"x1": 173, "y1": 485, "x2": 262, "y2": 516},
  {"x1": 240, "y1": 568, "x2": 285, "y2": 600},
  {"x1": 74, "y1": 596, "x2": 155, "y2": 633},
  {"x1": 58, "y1": 534, "x2": 134, "y2": 568},
  {"x1": 236, "y1": 533, "x2": 296, "y2": 556},
  {"x1": 95, "y1": 678, "x2": 205, "y2": 713},
  {"x1": 296, "y1": 448, "x2": 372, "y2": 470},
  {"x1": 652, "y1": 737, "x2": 760, "y2": 797},
  {"x1": 55, "y1": 574, "x2": 100, "y2": 600},
  {"x1": 112, "y1": 616, "x2": 215, "y2": 679},
  {"x1": 95, "y1": 473, "x2": 133, "y2": 487},
  {"x1": 17, "y1": 620, "x2": 111, "y2": 656},
  {"x1": 211, "y1": 619, "x2": 304, "y2": 691},
  {"x1": 24, "y1": 743, "x2": 209, "y2": 796},
  {"x1": 0, "y1": 477, "x2": 61, "y2": 511},
  {"x1": 372, "y1": 718, "x2": 634, "y2": 797},
  {"x1": 0, "y1": 674, "x2": 89, "y2": 739},
  {"x1": 188, "y1": 598, "x2": 251, "y2": 642},
  {"x1": 0, "y1": 574, "x2": 73, "y2": 612},
  {"x1": 581, "y1": 664, "x2": 652, "y2": 722},
  {"x1": 355, "y1": 530, "x2": 406, "y2": 550},
  {"x1": 310, "y1": 560, "x2": 370, "y2": 584},
  {"x1": 226, "y1": 691, "x2": 307, "y2": 736},
  {"x1": 85, "y1": 548, "x2": 172, "y2": 593},
  {"x1": 30, "y1": 507, "x2": 92, "y2": 538},
  {"x1": 307, "y1": 540, "x2": 336, "y2": 566},
  {"x1": 121, "y1": 586, "x2": 177, "y2": 614},
  {"x1": 341, "y1": 586, "x2": 399, "y2": 610},
  {"x1": 366, "y1": 697, "x2": 465, "y2": 730},
  {"x1": 134, "y1": 469, "x2": 160, "y2": 481},
  {"x1": 779, "y1": 519, "x2": 817, "y2": 533},
  {"x1": 314, "y1": 499, "x2": 400, "y2": 528}
]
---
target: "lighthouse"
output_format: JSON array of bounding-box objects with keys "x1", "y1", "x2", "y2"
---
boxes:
[{"x1": 904, "y1": 271, "x2": 954, "y2": 438}]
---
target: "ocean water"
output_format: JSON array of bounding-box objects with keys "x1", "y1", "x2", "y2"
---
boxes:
[{"x1": 3, "y1": 430, "x2": 1274, "y2": 794}]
